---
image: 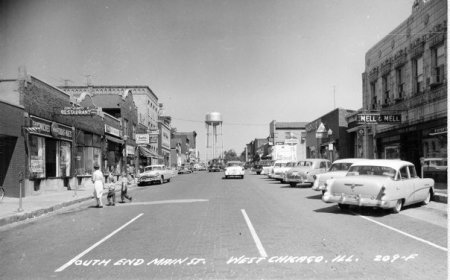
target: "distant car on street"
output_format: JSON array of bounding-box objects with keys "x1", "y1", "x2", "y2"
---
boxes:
[
  {"x1": 254, "y1": 160, "x2": 274, "y2": 175},
  {"x1": 312, "y1": 158, "x2": 365, "y2": 194},
  {"x1": 322, "y1": 159, "x2": 434, "y2": 213},
  {"x1": 178, "y1": 166, "x2": 193, "y2": 174},
  {"x1": 224, "y1": 161, "x2": 245, "y2": 179},
  {"x1": 138, "y1": 165, "x2": 174, "y2": 186},
  {"x1": 284, "y1": 158, "x2": 331, "y2": 187}
]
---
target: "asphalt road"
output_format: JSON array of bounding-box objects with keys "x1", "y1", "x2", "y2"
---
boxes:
[{"x1": 0, "y1": 171, "x2": 447, "y2": 280}]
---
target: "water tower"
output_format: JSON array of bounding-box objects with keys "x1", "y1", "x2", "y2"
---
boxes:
[{"x1": 205, "y1": 112, "x2": 223, "y2": 163}]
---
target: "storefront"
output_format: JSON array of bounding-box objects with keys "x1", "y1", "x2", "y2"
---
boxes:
[
  {"x1": 25, "y1": 116, "x2": 73, "y2": 192},
  {"x1": 104, "y1": 124, "x2": 123, "y2": 177}
]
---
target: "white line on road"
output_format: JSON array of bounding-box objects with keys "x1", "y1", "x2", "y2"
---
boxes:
[
  {"x1": 55, "y1": 213, "x2": 144, "y2": 272},
  {"x1": 356, "y1": 213, "x2": 448, "y2": 252},
  {"x1": 118, "y1": 199, "x2": 209, "y2": 206},
  {"x1": 241, "y1": 209, "x2": 268, "y2": 258}
]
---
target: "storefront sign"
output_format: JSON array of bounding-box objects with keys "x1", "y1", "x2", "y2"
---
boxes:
[
  {"x1": 105, "y1": 124, "x2": 122, "y2": 138},
  {"x1": 51, "y1": 122, "x2": 73, "y2": 141},
  {"x1": 60, "y1": 107, "x2": 96, "y2": 116},
  {"x1": 161, "y1": 127, "x2": 170, "y2": 149},
  {"x1": 136, "y1": 134, "x2": 150, "y2": 145},
  {"x1": 357, "y1": 114, "x2": 401, "y2": 124},
  {"x1": 30, "y1": 117, "x2": 73, "y2": 141},
  {"x1": 430, "y1": 127, "x2": 447, "y2": 136},
  {"x1": 284, "y1": 138, "x2": 298, "y2": 145},
  {"x1": 149, "y1": 129, "x2": 160, "y2": 135}
]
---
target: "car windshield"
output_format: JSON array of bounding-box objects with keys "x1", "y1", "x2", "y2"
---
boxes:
[
  {"x1": 286, "y1": 162, "x2": 296, "y2": 167},
  {"x1": 426, "y1": 159, "x2": 447, "y2": 167},
  {"x1": 297, "y1": 161, "x2": 312, "y2": 167},
  {"x1": 227, "y1": 162, "x2": 242, "y2": 167},
  {"x1": 275, "y1": 162, "x2": 287, "y2": 167},
  {"x1": 329, "y1": 162, "x2": 353, "y2": 171},
  {"x1": 144, "y1": 166, "x2": 163, "y2": 172},
  {"x1": 347, "y1": 165, "x2": 396, "y2": 178}
]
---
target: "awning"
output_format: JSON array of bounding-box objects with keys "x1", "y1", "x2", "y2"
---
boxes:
[
  {"x1": 139, "y1": 146, "x2": 153, "y2": 158},
  {"x1": 105, "y1": 135, "x2": 123, "y2": 144}
]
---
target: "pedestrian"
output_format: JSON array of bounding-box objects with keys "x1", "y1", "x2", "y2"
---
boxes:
[
  {"x1": 92, "y1": 164, "x2": 105, "y2": 208},
  {"x1": 120, "y1": 171, "x2": 132, "y2": 203},
  {"x1": 106, "y1": 173, "x2": 116, "y2": 206}
]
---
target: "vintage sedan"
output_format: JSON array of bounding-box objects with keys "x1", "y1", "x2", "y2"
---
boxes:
[
  {"x1": 271, "y1": 161, "x2": 297, "y2": 182},
  {"x1": 224, "y1": 161, "x2": 245, "y2": 179},
  {"x1": 257, "y1": 160, "x2": 275, "y2": 175},
  {"x1": 322, "y1": 160, "x2": 434, "y2": 213},
  {"x1": 268, "y1": 160, "x2": 290, "y2": 179},
  {"x1": 312, "y1": 158, "x2": 365, "y2": 194},
  {"x1": 138, "y1": 164, "x2": 174, "y2": 186},
  {"x1": 284, "y1": 159, "x2": 331, "y2": 187}
]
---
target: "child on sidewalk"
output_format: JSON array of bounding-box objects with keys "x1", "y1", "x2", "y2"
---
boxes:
[
  {"x1": 106, "y1": 173, "x2": 117, "y2": 206},
  {"x1": 120, "y1": 172, "x2": 132, "y2": 203}
]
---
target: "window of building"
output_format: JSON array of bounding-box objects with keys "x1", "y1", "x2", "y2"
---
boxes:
[
  {"x1": 395, "y1": 66, "x2": 405, "y2": 99},
  {"x1": 413, "y1": 56, "x2": 424, "y2": 94},
  {"x1": 370, "y1": 82, "x2": 377, "y2": 109},
  {"x1": 382, "y1": 74, "x2": 391, "y2": 104},
  {"x1": 431, "y1": 44, "x2": 445, "y2": 85},
  {"x1": 123, "y1": 119, "x2": 128, "y2": 138}
]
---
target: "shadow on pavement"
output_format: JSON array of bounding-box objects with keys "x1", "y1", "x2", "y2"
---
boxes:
[{"x1": 306, "y1": 194, "x2": 322, "y2": 199}]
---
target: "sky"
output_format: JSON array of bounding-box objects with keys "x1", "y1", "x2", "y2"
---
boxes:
[{"x1": 0, "y1": 0, "x2": 415, "y2": 160}]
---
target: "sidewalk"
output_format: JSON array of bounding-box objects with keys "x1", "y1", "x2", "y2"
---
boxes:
[
  {"x1": 0, "y1": 181, "x2": 138, "y2": 228},
  {"x1": 0, "y1": 182, "x2": 447, "y2": 228}
]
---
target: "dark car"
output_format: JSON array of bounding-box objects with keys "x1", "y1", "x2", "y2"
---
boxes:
[
  {"x1": 253, "y1": 160, "x2": 274, "y2": 175},
  {"x1": 208, "y1": 164, "x2": 221, "y2": 172}
]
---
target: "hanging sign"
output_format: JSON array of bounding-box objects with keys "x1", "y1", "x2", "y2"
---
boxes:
[
  {"x1": 135, "y1": 134, "x2": 150, "y2": 145},
  {"x1": 357, "y1": 114, "x2": 402, "y2": 124}
]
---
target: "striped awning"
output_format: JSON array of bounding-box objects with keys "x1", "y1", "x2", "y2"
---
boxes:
[{"x1": 139, "y1": 146, "x2": 153, "y2": 158}]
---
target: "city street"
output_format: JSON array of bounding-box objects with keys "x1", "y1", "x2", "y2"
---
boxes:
[{"x1": 0, "y1": 171, "x2": 447, "y2": 280}]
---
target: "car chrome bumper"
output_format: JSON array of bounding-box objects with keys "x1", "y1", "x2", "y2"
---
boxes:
[{"x1": 322, "y1": 193, "x2": 396, "y2": 209}]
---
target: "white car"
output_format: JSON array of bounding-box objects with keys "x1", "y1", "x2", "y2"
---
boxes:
[
  {"x1": 284, "y1": 159, "x2": 331, "y2": 187},
  {"x1": 138, "y1": 165, "x2": 174, "y2": 186},
  {"x1": 322, "y1": 160, "x2": 435, "y2": 213},
  {"x1": 271, "y1": 161, "x2": 297, "y2": 182},
  {"x1": 266, "y1": 160, "x2": 288, "y2": 178},
  {"x1": 312, "y1": 158, "x2": 365, "y2": 194},
  {"x1": 224, "y1": 161, "x2": 245, "y2": 179}
]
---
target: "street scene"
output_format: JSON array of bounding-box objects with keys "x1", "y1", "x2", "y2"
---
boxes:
[
  {"x1": 0, "y1": 0, "x2": 448, "y2": 279},
  {"x1": 0, "y1": 172, "x2": 447, "y2": 279}
]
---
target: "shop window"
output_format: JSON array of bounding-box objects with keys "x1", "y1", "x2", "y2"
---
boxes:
[
  {"x1": 29, "y1": 135, "x2": 46, "y2": 179},
  {"x1": 59, "y1": 141, "x2": 71, "y2": 177},
  {"x1": 382, "y1": 74, "x2": 391, "y2": 105},
  {"x1": 76, "y1": 146, "x2": 101, "y2": 176}
]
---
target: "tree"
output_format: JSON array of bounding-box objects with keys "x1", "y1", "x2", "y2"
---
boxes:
[{"x1": 223, "y1": 149, "x2": 239, "y2": 162}]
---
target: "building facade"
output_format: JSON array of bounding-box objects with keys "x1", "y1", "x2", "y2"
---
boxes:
[
  {"x1": 305, "y1": 108, "x2": 356, "y2": 161},
  {"x1": 348, "y1": 0, "x2": 447, "y2": 171},
  {"x1": 158, "y1": 116, "x2": 172, "y2": 166},
  {"x1": 170, "y1": 131, "x2": 197, "y2": 168}
]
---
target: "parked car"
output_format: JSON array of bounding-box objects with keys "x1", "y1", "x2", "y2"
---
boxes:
[
  {"x1": 284, "y1": 158, "x2": 331, "y2": 187},
  {"x1": 322, "y1": 159, "x2": 434, "y2": 213},
  {"x1": 178, "y1": 166, "x2": 193, "y2": 174},
  {"x1": 312, "y1": 158, "x2": 365, "y2": 194},
  {"x1": 254, "y1": 160, "x2": 274, "y2": 175},
  {"x1": 224, "y1": 161, "x2": 245, "y2": 179},
  {"x1": 138, "y1": 164, "x2": 174, "y2": 186},
  {"x1": 422, "y1": 157, "x2": 447, "y2": 171},
  {"x1": 271, "y1": 161, "x2": 297, "y2": 182},
  {"x1": 209, "y1": 163, "x2": 222, "y2": 172},
  {"x1": 265, "y1": 160, "x2": 287, "y2": 178},
  {"x1": 268, "y1": 160, "x2": 289, "y2": 179}
]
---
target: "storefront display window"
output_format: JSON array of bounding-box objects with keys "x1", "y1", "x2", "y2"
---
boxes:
[
  {"x1": 76, "y1": 147, "x2": 101, "y2": 176},
  {"x1": 59, "y1": 141, "x2": 71, "y2": 177},
  {"x1": 29, "y1": 135, "x2": 46, "y2": 178}
]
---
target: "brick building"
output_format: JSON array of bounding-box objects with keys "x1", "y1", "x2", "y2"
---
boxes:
[
  {"x1": 347, "y1": 0, "x2": 447, "y2": 172},
  {"x1": 305, "y1": 108, "x2": 356, "y2": 161}
]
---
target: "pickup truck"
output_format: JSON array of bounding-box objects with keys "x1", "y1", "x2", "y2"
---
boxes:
[{"x1": 137, "y1": 165, "x2": 174, "y2": 186}]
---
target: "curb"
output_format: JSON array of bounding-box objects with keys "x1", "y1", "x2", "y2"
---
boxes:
[
  {"x1": 433, "y1": 193, "x2": 447, "y2": 204},
  {"x1": 0, "y1": 184, "x2": 138, "y2": 228}
]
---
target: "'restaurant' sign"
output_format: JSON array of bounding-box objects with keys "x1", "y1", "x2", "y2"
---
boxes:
[
  {"x1": 357, "y1": 114, "x2": 402, "y2": 124},
  {"x1": 60, "y1": 107, "x2": 96, "y2": 116}
]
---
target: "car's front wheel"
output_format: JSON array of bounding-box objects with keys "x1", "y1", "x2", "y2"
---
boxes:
[
  {"x1": 289, "y1": 183, "x2": 296, "y2": 188},
  {"x1": 338, "y1": 203, "x2": 349, "y2": 210},
  {"x1": 392, "y1": 199, "x2": 403, "y2": 213},
  {"x1": 422, "y1": 190, "x2": 432, "y2": 205}
]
